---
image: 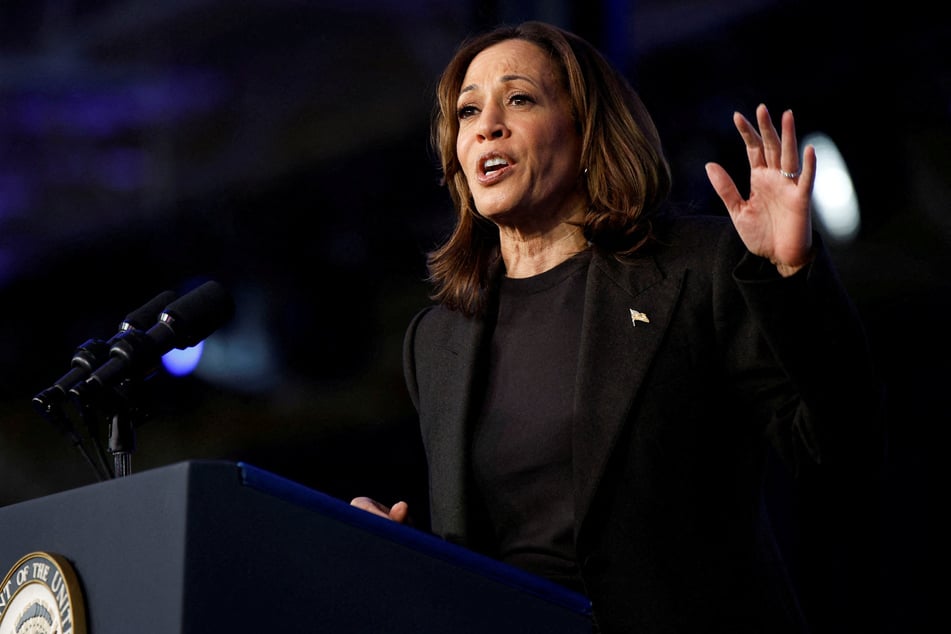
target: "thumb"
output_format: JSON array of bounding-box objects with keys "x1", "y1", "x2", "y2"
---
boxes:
[
  {"x1": 705, "y1": 162, "x2": 743, "y2": 213},
  {"x1": 389, "y1": 501, "x2": 411, "y2": 524}
]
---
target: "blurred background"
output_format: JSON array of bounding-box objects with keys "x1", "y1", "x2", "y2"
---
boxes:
[{"x1": 0, "y1": 0, "x2": 942, "y2": 631}]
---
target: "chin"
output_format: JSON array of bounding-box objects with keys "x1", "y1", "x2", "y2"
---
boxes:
[{"x1": 472, "y1": 199, "x2": 512, "y2": 219}]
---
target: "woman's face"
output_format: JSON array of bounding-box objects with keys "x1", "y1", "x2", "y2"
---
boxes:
[{"x1": 455, "y1": 39, "x2": 584, "y2": 231}]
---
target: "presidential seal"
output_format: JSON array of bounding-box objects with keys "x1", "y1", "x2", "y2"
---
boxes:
[{"x1": 0, "y1": 553, "x2": 85, "y2": 634}]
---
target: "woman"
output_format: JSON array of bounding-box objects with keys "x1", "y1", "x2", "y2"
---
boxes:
[{"x1": 352, "y1": 21, "x2": 883, "y2": 633}]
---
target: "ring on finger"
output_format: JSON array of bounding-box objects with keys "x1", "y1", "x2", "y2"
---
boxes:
[{"x1": 779, "y1": 168, "x2": 801, "y2": 179}]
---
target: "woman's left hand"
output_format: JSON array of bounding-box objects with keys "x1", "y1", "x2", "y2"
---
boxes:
[{"x1": 705, "y1": 103, "x2": 817, "y2": 277}]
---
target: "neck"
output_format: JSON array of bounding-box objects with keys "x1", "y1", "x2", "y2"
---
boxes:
[{"x1": 499, "y1": 224, "x2": 589, "y2": 279}]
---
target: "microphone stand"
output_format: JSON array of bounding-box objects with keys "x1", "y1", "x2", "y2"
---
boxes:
[
  {"x1": 32, "y1": 398, "x2": 111, "y2": 481},
  {"x1": 109, "y1": 413, "x2": 135, "y2": 477},
  {"x1": 73, "y1": 396, "x2": 116, "y2": 480},
  {"x1": 71, "y1": 376, "x2": 148, "y2": 478},
  {"x1": 107, "y1": 379, "x2": 141, "y2": 478}
]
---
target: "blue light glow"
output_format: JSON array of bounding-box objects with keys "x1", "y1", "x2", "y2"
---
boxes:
[{"x1": 162, "y1": 341, "x2": 204, "y2": 377}]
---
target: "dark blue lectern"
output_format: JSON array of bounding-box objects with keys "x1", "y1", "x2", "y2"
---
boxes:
[{"x1": 0, "y1": 460, "x2": 592, "y2": 633}]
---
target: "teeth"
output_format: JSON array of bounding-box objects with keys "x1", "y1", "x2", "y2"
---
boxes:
[{"x1": 484, "y1": 157, "x2": 508, "y2": 171}]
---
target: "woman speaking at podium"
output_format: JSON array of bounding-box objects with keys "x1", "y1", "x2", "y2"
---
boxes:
[{"x1": 352, "y1": 20, "x2": 884, "y2": 634}]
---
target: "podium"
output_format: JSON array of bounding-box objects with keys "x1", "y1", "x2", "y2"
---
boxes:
[{"x1": 0, "y1": 460, "x2": 592, "y2": 633}]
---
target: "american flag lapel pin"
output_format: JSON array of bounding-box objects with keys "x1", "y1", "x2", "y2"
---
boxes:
[{"x1": 630, "y1": 308, "x2": 649, "y2": 327}]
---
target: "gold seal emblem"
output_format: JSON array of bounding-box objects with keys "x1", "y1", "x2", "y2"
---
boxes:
[{"x1": 0, "y1": 553, "x2": 86, "y2": 634}]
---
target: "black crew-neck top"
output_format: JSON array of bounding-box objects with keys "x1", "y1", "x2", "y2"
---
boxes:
[{"x1": 471, "y1": 248, "x2": 591, "y2": 594}]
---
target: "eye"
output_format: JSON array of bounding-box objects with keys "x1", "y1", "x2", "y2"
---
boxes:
[
  {"x1": 457, "y1": 104, "x2": 478, "y2": 119},
  {"x1": 508, "y1": 93, "x2": 535, "y2": 106}
]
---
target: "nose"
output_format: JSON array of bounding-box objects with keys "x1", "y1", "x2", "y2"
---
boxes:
[{"x1": 477, "y1": 102, "x2": 508, "y2": 141}]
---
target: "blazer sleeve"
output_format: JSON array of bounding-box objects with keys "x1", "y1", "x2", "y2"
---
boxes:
[
  {"x1": 730, "y1": 230, "x2": 887, "y2": 472},
  {"x1": 402, "y1": 305, "x2": 434, "y2": 412}
]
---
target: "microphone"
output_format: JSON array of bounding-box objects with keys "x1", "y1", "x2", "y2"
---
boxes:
[
  {"x1": 120, "y1": 289, "x2": 178, "y2": 332},
  {"x1": 70, "y1": 280, "x2": 235, "y2": 400},
  {"x1": 32, "y1": 289, "x2": 177, "y2": 416}
]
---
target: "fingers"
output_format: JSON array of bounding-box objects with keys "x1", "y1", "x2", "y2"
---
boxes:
[
  {"x1": 780, "y1": 109, "x2": 801, "y2": 176},
  {"x1": 389, "y1": 501, "x2": 410, "y2": 524},
  {"x1": 350, "y1": 496, "x2": 411, "y2": 523},
  {"x1": 350, "y1": 496, "x2": 386, "y2": 516},
  {"x1": 704, "y1": 162, "x2": 743, "y2": 213},
  {"x1": 799, "y1": 143, "x2": 817, "y2": 189},
  {"x1": 735, "y1": 104, "x2": 802, "y2": 177},
  {"x1": 756, "y1": 103, "x2": 782, "y2": 169},
  {"x1": 733, "y1": 111, "x2": 764, "y2": 169}
]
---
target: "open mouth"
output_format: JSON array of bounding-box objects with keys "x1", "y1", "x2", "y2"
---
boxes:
[
  {"x1": 483, "y1": 157, "x2": 508, "y2": 173},
  {"x1": 479, "y1": 153, "x2": 512, "y2": 181}
]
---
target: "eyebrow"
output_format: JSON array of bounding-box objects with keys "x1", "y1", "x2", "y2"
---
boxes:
[{"x1": 459, "y1": 73, "x2": 539, "y2": 95}]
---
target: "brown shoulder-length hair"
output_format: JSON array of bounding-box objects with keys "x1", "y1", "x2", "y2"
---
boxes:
[{"x1": 427, "y1": 20, "x2": 672, "y2": 316}]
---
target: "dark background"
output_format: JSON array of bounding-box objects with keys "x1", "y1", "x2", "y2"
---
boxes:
[{"x1": 0, "y1": 1, "x2": 942, "y2": 631}]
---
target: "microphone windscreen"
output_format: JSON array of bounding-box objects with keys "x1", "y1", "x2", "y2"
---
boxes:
[
  {"x1": 120, "y1": 290, "x2": 177, "y2": 331},
  {"x1": 160, "y1": 280, "x2": 235, "y2": 348}
]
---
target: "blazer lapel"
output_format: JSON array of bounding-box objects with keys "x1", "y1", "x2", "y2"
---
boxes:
[
  {"x1": 422, "y1": 258, "x2": 507, "y2": 542},
  {"x1": 423, "y1": 309, "x2": 488, "y2": 542},
  {"x1": 572, "y1": 250, "x2": 685, "y2": 533}
]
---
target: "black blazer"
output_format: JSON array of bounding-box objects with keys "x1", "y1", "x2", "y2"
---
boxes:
[{"x1": 402, "y1": 213, "x2": 882, "y2": 633}]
